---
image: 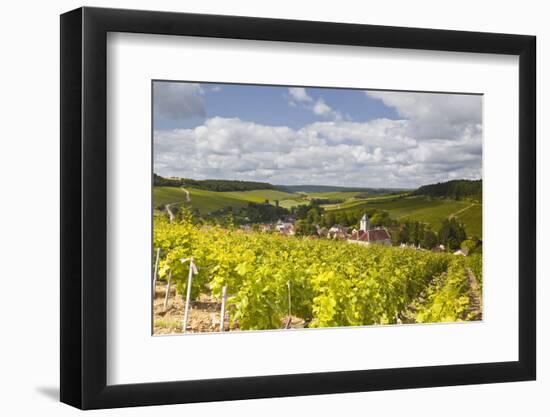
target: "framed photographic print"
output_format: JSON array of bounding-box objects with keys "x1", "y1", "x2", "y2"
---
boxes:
[{"x1": 60, "y1": 7, "x2": 536, "y2": 409}]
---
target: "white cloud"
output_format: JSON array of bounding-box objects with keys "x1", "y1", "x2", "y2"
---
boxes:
[
  {"x1": 153, "y1": 82, "x2": 205, "y2": 120},
  {"x1": 365, "y1": 91, "x2": 482, "y2": 140},
  {"x1": 288, "y1": 87, "x2": 313, "y2": 103},
  {"x1": 312, "y1": 99, "x2": 330, "y2": 115},
  {"x1": 312, "y1": 98, "x2": 344, "y2": 121},
  {"x1": 154, "y1": 111, "x2": 481, "y2": 188},
  {"x1": 287, "y1": 88, "x2": 345, "y2": 122}
]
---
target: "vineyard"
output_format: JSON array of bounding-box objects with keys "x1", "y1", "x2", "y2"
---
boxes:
[{"x1": 153, "y1": 213, "x2": 482, "y2": 334}]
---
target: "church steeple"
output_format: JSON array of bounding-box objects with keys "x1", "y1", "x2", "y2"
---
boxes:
[{"x1": 360, "y1": 213, "x2": 370, "y2": 232}]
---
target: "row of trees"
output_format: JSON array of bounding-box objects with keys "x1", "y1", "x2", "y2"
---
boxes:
[
  {"x1": 153, "y1": 173, "x2": 278, "y2": 192},
  {"x1": 294, "y1": 202, "x2": 395, "y2": 231},
  {"x1": 189, "y1": 202, "x2": 290, "y2": 225},
  {"x1": 394, "y1": 221, "x2": 438, "y2": 249},
  {"x1": 393, "y1": 217, "x2": 481, "y2": 252}
]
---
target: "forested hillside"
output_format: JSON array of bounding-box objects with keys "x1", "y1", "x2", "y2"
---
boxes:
[
  {"x1": 412, "y1": 179, "x2": 482, "y2": 201},
  {"x1": 154, "y1": 173, "x2": 279, "y2": 192}
]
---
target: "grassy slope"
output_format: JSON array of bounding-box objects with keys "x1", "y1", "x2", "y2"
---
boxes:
[
  {"x1": 307, "y1": 191, "x2": 364, "y2": 200},
  {"x1": 278, "y1": 198, "x2": 309, "y2": 209},
  {"x1": 383, "y1": 198, "x2": 469, "y2": 219},
  {"x1": 153, "y1": 187, "x2": 189, "y2": 207},
  {"x1": 455, "y1": 204, "x2": 482, "y2": 238},
  {"x1": 154, "y1": 187, "x2": 299, "y2": 214},
  {"x1": 327, "y1": 195, "x2": 482, "y2": 237},
  {"x1": 221, "y1": 189, "x2": 297, "y2": 202},
  {"x1": 154, "y1": 187, "x2": 248, "y2": 213},
  {"x1": 154, "y1": 187, "x2": 482, "y2": 237},
  {"x1": 322, "y1": 194, "x2": 405, "y2": 210}
]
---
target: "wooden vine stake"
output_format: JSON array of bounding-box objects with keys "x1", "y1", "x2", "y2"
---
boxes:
[
  {"x1": 181, "y1": 257, "x2": 198, "y2": 333},
  {"x1": 287, "y1": 281, "x2": 292, "y2": 316},
  {"x1": 163, "y1": 270, "x2": 172, "y2": 311},
  {"x1": 220, "y1": 286, "x2": 227, "y2": 332},
  {"x1": 152, "y1": 247, "x2": 160, "y2": 295},
  {"x1": 286, "y1": 281, "x2": 292, "y2": 329}
]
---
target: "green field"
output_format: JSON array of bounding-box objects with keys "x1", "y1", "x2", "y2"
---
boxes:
[
  {"x1": 154, "y1": 187, "x2": 301, "y2": 214},
  {"x1": 322, "y1": 194, "x2": 406, "y2": 210},
  {"x1": 220, "y1": 189, "x2": 297, "y2": 203},
  {"x1": 327, "y1": 195, "x2": 482, "y2": 237},
  {"x1": 454, "y1": 204, "x2": 483, "y2": 238},
  {"x1": 307, "y1": 191, "x2": 364, "y2": 200},
  {"x1": 154, "y1": 187, "x2": 248, "y2": 213},
  {"x1": 153, "y1": 186, "x2": 190, "y2": 207},
  {"x1": 278, "y1": 198, "x2": 309, "y2": 209},
  {"x1": 154, "y1": 186, "x2": 482, "y2": 237}
]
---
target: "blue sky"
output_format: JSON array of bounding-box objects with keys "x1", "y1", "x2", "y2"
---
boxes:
[
  {"x1": 153, "y1": 82, "x2": 400, "y2": 131},
  {"x1": 153, "y1": 81, "x2": 482, "y2": 188}
]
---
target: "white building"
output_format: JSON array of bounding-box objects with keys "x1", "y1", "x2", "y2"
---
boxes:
[
  {"x1": 348, "y1": 213, "x2": 392, "y2": 246},
  {"x1": 360, "y1": 213, "x2": 370, "y2": 232}
]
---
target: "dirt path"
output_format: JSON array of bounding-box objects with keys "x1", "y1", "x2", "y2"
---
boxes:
[
  {"x1": 398, "y1": 272, "x2": 445, "y2": 324},
  {"x1": 164, "y1": 188, "x2": 191, "y2": 222},
  {"x1": 399, "y1": 265, "x2": 482, "y2": 323},
  {"x1": 181, "y1": 186, "x2": 191, "y2": 202},
  {"x1": 449, "y1": 203, "x2": 475, "y2": 219},
  {"x1": 165, "y1": 204, "x2": 175, "y2": 223},
  {"x1": 465, "y1": 267, "x2": 482, "y2": 320}
]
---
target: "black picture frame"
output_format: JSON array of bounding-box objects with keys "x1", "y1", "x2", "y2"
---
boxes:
[{"x1": 60, "y1": 6, "x2": 536, "y2": 410}]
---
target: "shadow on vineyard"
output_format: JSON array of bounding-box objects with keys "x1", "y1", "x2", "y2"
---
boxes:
[{"x1": 152, "y1": 214, "x2": 482, "y2": 335}]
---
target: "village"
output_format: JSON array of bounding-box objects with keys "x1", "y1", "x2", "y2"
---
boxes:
[
  {"x1": 241, "y1": 213, "x2": 390, "y2": 243},
  {"x1": 240, "y1": 213, "x2": 470, "y2": 256}
]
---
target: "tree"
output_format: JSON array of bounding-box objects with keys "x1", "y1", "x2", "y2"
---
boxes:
[
  {"x1": 409, "y1": 222, "x2": 419, "y2": 246},
  {"x1": 398, "y1": 224, "x2": 410, "y2": 244},
  {"x1": 306, "y1": 208, "x2": 321, "y2": 224},
  {"x1": 438, "y1": 217, "x2": 467, "y2": 250},
  {"x1": 412, "y1": 179, "x2": 482, "y2": 201},
  {"x1": 461, "y1": 237, "x2": 482, "y2": 254},
  {"x1": 422, "y1": 229, "x2": 438, "y2": 249},
  {"x1": 295, "y1": 219, "x2": 317, "y2": 236},
  {"x1": 323, "y1": 211, "x2": 336, "y2": 228},
  {"x1": 296, "y1": 201, "x2": 323, "y2": 220},
  {"x1": 370, "y1": 211, "x2": 388, "y2": 227}
]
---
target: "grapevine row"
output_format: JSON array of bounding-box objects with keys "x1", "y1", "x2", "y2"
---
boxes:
[{"x1": 154, "y1": 214, "x2": 478, "y2": 330}]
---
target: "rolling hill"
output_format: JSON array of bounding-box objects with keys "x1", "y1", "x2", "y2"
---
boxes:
[
  {"x1": 153, "y1": 177, "x2": 482, "y2": 237},
  {"x1": 324, "y1": 194, "x2": 482, "y2": 237},
  {"x1": 154, "y1": 186, "x2": 302, "y2": 214},
  {"x1": 280, "y1": 184, "x2": 409, "y2": 194}
]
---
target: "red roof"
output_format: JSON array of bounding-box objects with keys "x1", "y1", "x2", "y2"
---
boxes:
[
  {"x1": 356, "y1": 229, "x2": 390, "y2": 242},
  {"x1": 351, "y1": 230, "x2": 365, "y2": 239},
  {"x1": 367, "y1": 229, "x2": 391, "y2": 242}
]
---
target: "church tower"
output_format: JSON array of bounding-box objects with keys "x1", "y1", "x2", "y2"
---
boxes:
[{"x1": 360, "y1": 213, "x2": 370, "y2": 232}]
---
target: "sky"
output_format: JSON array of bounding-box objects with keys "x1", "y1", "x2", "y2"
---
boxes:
[{"x1": 153, "y1": 81, "x2": 482, "y2": 189}]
